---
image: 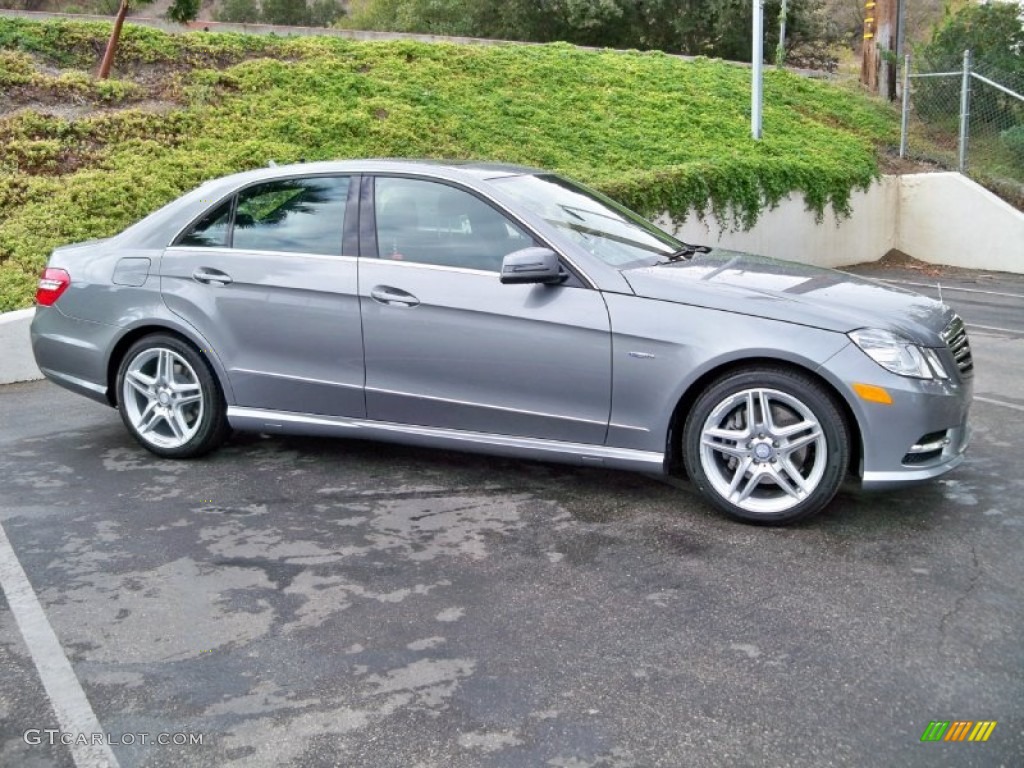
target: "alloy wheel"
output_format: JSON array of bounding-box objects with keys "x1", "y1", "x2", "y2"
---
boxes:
[
  {"x1": 697, "y1": 387, "x2": 828, "y2": 515},
  {"x1": 121, "y1": 347, "x2": 205, "y2": 450}
]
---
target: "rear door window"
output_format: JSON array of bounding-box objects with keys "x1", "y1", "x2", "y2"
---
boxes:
[{"x1": 175, "y1": 176, "x2": 350, "y2": 256}]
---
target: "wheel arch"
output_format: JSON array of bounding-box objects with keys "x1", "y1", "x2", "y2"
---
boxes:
[
  {"x1": 106, "y1": 323, "x2": 231, "y2": 407},
  {"x1": 665, "y1": 357, "x2": 862, "y2": 478}
]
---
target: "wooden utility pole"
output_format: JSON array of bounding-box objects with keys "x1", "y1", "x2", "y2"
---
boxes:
[
  {"x1": 98, "y1": 0, "x2": 130, "y2": 80},
  {"x1": 861, "y1": 0, "x2": 899, "y2": 100}
]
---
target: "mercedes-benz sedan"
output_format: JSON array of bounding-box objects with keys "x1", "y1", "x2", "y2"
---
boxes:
[{"x1": 30, "y1": 160, "x2": 973, "y2": 524}]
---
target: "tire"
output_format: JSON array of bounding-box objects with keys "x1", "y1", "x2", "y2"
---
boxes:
[
  {"x1": 116, "y1": 333, "x2": 229, "y2": 459},
  {"x1": 682, "y1": 367, "x2": 849, "y2": 525}
]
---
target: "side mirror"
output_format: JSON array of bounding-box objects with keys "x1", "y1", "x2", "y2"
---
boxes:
[{"x1": 500, "y1": 247, "x2": 567, "y2": 285}]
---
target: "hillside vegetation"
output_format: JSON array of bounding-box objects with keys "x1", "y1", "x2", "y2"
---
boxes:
[{"x1": 0, "y1": 18, "x2": 898, "y2": 311}]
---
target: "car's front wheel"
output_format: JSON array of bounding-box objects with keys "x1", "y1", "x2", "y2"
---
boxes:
[
  {"x1": 116, "y1": 334, "x2": 229, "y2": 458},
  {"x1": 683, "y1": 367, "x2": 849, "y2": 525}
]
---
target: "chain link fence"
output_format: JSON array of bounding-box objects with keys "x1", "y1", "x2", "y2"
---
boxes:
[{"x1": 900, "y1": 51, "x2": 1024, "y2": 208}]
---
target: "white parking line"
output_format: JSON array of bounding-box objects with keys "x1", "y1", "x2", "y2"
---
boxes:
[
  {"x1": 975, "y1": 395, "x2": 1024, "y2": 413},
  {"x1": 968, "y1": 323, "x2": 1024, "y2": 336},
  {"x1": 873, "y1": 278, "x2": 1024, "y2": 300},
  {"x1": 0, "y1": 522, "x2": 120, "y2": 768}
]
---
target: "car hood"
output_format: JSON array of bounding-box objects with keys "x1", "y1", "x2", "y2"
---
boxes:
[{"x1": 621, "y1": 249, "x2": 954, "y2": 344}]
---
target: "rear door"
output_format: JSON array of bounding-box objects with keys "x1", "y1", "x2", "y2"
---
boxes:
[
  {"x1": 161, "y1": 174, "x2": 366, "y2": 418},
  {"x1": 358, "y1": 175, "x2": 612, "y2": 444}
]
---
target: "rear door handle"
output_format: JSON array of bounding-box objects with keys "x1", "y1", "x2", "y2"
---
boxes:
[
  {"x1": 192, "y1": 267, "x2": 233, "y2": 286},
  {"x1": 370, "y1": 286, "x2": 419, "y2": 307}
]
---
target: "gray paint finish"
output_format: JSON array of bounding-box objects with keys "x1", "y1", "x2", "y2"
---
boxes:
[{"x1": 29, "y1": 160, "x2": 974, "y2": 520}]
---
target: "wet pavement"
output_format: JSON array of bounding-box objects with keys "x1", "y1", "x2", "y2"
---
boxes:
[{"x1": 1, "y1": 273, "x2": 1023, "y2": 767}]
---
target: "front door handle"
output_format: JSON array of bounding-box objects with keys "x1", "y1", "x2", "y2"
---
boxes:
[
  {"x1": 192, "y1": 267, "x2": 233, "y2": 286},
  {"x1": 370, "y1": 286, "x2": 419, "y2": 307}
]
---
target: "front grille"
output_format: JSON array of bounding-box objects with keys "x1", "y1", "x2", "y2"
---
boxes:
[{"x1": 941, "y1": 315, "x2": 973, "y2": 376}]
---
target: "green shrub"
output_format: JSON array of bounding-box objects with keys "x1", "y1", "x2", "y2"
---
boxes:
[
  {"x1": 0, "y1": 18, "x2": 899, "y2": 311},
  {"x1": 1000, "y1": 125, "x2": 1024, "y2": 165}
]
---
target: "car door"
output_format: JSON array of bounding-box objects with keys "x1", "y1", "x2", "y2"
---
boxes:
[
  {"x1": 359, "y1": 175, "x2": 612, "y2": 444},
  {"x1": 161, "y1": 174, "x2": 366, "y2": 418}
]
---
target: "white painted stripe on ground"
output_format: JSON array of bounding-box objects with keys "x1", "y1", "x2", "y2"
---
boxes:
[
  {"x1": 0, "y1": 522, "x2": 119, "y2": 768},
  {"x1": 874, "y1": 278, "x2": 1024, "y2": 300},
  {"x1": 975, "y1": 395, "x2": 1024, "y2": 412},
  {"x1": 968, "y1": 323, "x2": 1024, "y2": 336}
]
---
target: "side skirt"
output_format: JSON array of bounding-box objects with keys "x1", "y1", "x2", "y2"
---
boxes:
[{"x1": 227, "y1": 407, "x2": 666, "y2": 474}]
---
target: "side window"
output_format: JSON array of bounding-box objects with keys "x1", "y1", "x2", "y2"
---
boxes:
[
  {"x1": 375, "y1": 177, "x2": 535, "y2": 272},
  {"x1": 232, "y1": 176, "x2": 350, "y2": 256},
  {"x1": 178, "y1": 200, "x2": 232, "y2": 248}
]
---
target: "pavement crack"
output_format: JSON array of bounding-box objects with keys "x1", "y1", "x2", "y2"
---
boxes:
[{"x1": 937, "y1": 543, "x2": 981, "y2": 654}]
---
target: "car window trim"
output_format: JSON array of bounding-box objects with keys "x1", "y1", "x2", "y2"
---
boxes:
[
  {"x1": 342, "y1": 173, "x2": 361, "y2": 258},
  {"x1": 358, "y1": 175, "x2": 376, "y2": 261},
  {"x1": 170, "y1": 172, "x2": 354, "y2": 257},
  {"x1": 363, "y1": 172, "x2": 596, "y2": 289},
  {"x1": 169, "y1": 195, "x2": 235, "y2": 249},
  {"x1": 163, "y1": 246, "x2": 359, "y2": 262}
]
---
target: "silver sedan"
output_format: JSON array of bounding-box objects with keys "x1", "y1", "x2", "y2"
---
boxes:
[{"x1": 30, "y1": 160, "x2": 972, "y2": 524}]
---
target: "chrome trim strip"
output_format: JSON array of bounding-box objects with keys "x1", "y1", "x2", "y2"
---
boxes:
[
  {"x1": 226, "y1": 407, "x2": 665, "y2": 472},
  {"x1": 861, "y1": 453, "x2": 966, "y2": 489},
  {"x1": 231, "y1": 369, "x2": 363, "y2": 389},
  {"x1": 364, "y1": 386, "x2": 608, "y2": 426},
  {"x1": 165, "y1": 246, "x2": 358, "y2": 262},
  {"x1": 609, "y1": 422, "x2": 650, "y2": 433},
  {"x1": 361, "y1": 260, "x2": 497, "y2": 277},
  {"x1": 907, "y1": 438, "x2": 949, "y2": 454},
  {"x1": 39, "y1": 368, "x2": 107, "y2": 396}
]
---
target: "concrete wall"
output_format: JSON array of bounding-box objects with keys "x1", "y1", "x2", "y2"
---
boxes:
[
  {"x1": 667, "y1": 177, "x2": 899, "y2": 269},
  {"x1": 0, "y1": 309, "x2": 40, "y2": 385},
  {"x1": 668, "y1": 172, "x2": 1023, "y2": 273},
  {"x1": 898, "y1": 173, "x2": 1024, "y2": 273}
]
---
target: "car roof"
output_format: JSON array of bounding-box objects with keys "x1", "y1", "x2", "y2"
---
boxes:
[{"x1": 198, "y1": 159, "x2": 545, "y2": 189}]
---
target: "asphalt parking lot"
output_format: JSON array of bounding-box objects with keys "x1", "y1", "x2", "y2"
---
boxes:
[{"x1": 1, "y1": 266, "x2": 1022, "y2": 768}]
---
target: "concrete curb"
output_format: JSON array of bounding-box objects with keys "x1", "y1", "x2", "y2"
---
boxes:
[{"x1": 0, "y1": 308, "x2": 41, "y2": 385}]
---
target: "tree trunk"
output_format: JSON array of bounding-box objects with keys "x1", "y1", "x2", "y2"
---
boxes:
[{"x1": 98, "y1": 0, "x2": 130, "y2": 80}]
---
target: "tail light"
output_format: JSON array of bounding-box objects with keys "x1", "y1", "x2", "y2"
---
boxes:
[{"x1": 36, "y1": 268, "x2": 71, "y2": 306}]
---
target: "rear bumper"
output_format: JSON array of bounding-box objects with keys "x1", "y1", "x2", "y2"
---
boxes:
[{"x1": 30, "y1": 305, "x2": 116, "y2": 405}]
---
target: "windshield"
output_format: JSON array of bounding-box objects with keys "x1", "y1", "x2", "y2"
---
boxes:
[{"x1": 491, "y1": 174, "x2": 683, "y2": 268}]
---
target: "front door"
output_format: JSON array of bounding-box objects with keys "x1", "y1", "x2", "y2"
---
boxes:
[{"x1": 359, "y1": 176, "x2": 611, "y2": 444}]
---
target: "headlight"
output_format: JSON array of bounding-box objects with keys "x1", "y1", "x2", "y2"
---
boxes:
[{"x1": 848, "y1": 329, "x2": 949, "y2": 380}]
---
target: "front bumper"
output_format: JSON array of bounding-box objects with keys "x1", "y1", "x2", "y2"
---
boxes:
[
  {"x1": 860, "y1": 421, "x2": 970, "y2": 490},
  {"x1": 818, "y1": 343, "x2": 973, "y2": 491}
]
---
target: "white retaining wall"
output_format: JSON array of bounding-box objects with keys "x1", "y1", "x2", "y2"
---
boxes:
[
  {"x1": 670, "y1": 172, "x2": 1023, "y2": 273},
  {"x1": 0, "y1": 309, "x2": 40, "y2": 385}
]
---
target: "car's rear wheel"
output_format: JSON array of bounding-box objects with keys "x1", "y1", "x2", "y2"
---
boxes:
[
  {"x1": 116, "y1": 334, "x2": 228, "y2": 458},
  {"x1": 683, "y1": 367, "x2": 849, "y2": 525}
]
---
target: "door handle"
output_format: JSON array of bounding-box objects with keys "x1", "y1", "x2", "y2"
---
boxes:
[
  {"x1": 192, "y1": 267, "x2": 233, "y2": 286},
  {"x1": 370, "y1": 286, "x2": 419, "y2": 307}
]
